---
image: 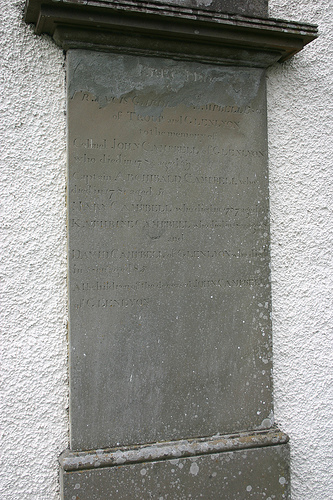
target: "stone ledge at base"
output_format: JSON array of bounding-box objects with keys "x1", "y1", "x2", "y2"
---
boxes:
[
  {"x1": 60, "y1": 430, "x2": 289, "y2": 499},
  {"x1": 60, "y1": 430, "x2": 290, "y2": 499},
  {"x1": 59, "y1": 429, "x2": 288, "y2": 471}
]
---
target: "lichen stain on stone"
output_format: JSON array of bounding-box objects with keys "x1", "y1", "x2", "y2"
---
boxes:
[{"x1": 189, "y1": 461, "x2": 200, "y2": 476}]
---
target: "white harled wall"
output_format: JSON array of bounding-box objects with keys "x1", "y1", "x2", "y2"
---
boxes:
[
  {"x1": 1, "y1": 2, "x2": 68, "y2": 498},
  {"x1": 268, "y1": 1, "x2": 333, "y2": 498},
  {"x1": 1, "y1": 1, "x2": 332, "y2": 498}
]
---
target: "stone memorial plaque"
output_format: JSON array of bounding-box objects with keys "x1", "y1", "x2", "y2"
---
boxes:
[
  {"x1": 24, "y1": 3, "x2": 317, "y2": 495},
  {"x1": 68, "y1": 50, "x2": 272, "y2": 451}
]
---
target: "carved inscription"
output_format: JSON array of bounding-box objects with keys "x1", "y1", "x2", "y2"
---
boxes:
[
  {"x1": 68, "y1": 53, "x2": 272, "y2": 448},
  {"x1": 69, "y1": 91, "x2": 269, "y2": 310}
]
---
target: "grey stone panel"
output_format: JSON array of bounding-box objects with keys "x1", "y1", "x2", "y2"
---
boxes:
[{"x1": 67, "y1": 50, "x2": 273, "y2": 451}]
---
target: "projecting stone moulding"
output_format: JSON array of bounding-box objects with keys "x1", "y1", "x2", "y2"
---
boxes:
[
  {"x1": 25, "y1": 0, "x2": 317, "y2": 67},
  {"x1": 25, "y1": 1, "x2": 316, "y2": 499}
]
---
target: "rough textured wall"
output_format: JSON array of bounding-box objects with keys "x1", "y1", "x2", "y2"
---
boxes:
[
  {"x1": 0, "y1": 1, "x2": 68, "y2": 499},
  {"x1": 0, "y1": 0, "x2": 332, "y2": 499},
  {"x1": 268, "y1": 1, "x2": 333, "y2": 498}
]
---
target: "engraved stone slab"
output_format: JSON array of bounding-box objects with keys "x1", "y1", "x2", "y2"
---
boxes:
[
  {"x1": 68, "y1": 50, "x2": 272, "y2": 451},
  {"x1": 61, "y1": 444, "x2": 290, "y2": 499}
]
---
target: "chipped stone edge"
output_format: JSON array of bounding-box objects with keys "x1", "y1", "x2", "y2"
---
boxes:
[{"x1": 59, "y1": 429, "x2": 289, "y2": 472}]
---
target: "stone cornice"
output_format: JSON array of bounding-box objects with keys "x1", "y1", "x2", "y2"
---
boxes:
[{"x1": 25, "y1": 0, "x2": 317, "y2": 67}]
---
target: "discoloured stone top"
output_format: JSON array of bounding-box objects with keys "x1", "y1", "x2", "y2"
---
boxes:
[
  {"x1": 26, "y1": 0, "x2": 268, "y2": 21},
  {"x1": 129, "y1": 0, "x2": 268, "y2": 17}
]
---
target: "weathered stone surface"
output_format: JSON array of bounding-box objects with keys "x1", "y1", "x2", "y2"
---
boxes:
[
  {"x1": 25, "y1": 0, "x2": 268, "y2": 23},
  {"x1": 144, "y1": 0, "x2": 268, "y2": 17},
  {"x1": 61, "y1": 443, "x2": 290, "y2": 499},
  {"x1": 68, "y1": 50, "x2": 272, "y2": 451}
]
